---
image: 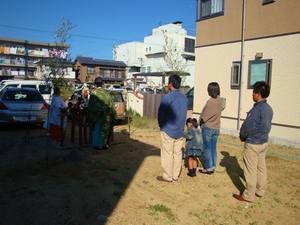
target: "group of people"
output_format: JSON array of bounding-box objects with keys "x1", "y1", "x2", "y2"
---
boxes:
[
  {"x1": 44, "y1": 73, "x2": 273, "y2": 203},
  {"x1": 157, "y1": 74, "x2": 273, "y2": 203},
  {"x1": 44, "y1": 77, "x2": 117, "y2": 150}
]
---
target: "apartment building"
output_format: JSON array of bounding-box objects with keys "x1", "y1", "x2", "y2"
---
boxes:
[
  {"x1": 73, "y1": 57, "x2": 126, "y2": 84},
  {"x1": 193, "y1": 0, "x2": 300, "y2": 147},
  {"x1": 0, "y1": 37, "x2": 68, "y2": 79},
  {"x1": 114, "y1": 22, "x2": 195, "y2": 88}
]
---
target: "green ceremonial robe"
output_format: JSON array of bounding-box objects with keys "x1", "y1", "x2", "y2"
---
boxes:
[{"x1": 86, "y1": 88, "x2": 118, "y2": 145}]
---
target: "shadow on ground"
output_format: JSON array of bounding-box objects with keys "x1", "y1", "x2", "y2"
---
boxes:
[{"x1": 0, "y1": 121, "x2": 160, "y2": 224}]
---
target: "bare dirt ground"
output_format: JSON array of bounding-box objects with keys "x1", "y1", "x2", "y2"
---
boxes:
[{"x1": 0, "y1": 122, "x2": 299, "y2": 225}]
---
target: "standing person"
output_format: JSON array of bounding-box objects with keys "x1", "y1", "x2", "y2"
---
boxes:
[
  {"x1": 184, "y1": 118, "x2": 203, "y2": 177},
  {"x1": 199, "y1": 82, "x2": 223, "y2": 175},
  {"x1": 233, "y1": 81, "x2": 273, "y2": 202},
  {"x1": 43, "y1": 87, "x2": 67, "y2": 140},
  {"x1": 156, "y1": 74, "x2": 188, "y2": 182},
  {"x1": 86, "y1": 77, "x2": 117, "y2": 150},
  {"x1": 82, "y1": 83, "x2": 90, "y2": 103}
]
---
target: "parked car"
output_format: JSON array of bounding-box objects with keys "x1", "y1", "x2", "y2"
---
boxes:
[
  {"x1": 0, "y1": 87, "x2": 49, "y2": 125},
  {"x1": 185, "y1": 87, "x2": 194, "y2": 110},
  {"x1": 109, "y1": 91, "x2": 126, "y2": 120},
  {"x1": 107, "y1": 84, "x2": 124, "y2": 92},
  {"x1": 0, "y1": 80, "x2": 53, "y2": 104},
  {"x1": 67, "y1": 90, "x2": 126, "y2": 120}
]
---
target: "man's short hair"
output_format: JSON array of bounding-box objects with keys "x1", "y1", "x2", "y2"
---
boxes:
[
  {"x1": 253, "y1": 81, "x2": 270, "y2": 98},
  {"x1": 54, "y1": 87, "x2": 60, "y2": 94},
  {"x1": 207, "y1": 82, "x2": 220, "y2": 99},
  {"x1": 94, "y1": 76, "x2": 103, "y2": 87},
  {"x1": 168, "y1": 74, "x2": 181, "y2": 89}
]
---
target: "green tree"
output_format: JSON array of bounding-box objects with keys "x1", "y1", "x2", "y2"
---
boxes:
[
  {"x1": 159, "y1": 32, "x2": 189, "y2": 86},
  {"x1": 42, "y1": 17, "x2": 76, "y2": 87}
]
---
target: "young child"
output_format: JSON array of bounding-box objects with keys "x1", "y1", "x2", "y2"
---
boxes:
[{"x1": 184, "y1": 118, "x2": 204, "y2": 177}]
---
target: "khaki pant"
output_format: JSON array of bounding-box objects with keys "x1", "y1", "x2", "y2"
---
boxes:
[
  {"x1": 242, "y1": 142, "x2": 268, "y2": 202},
  {"x1": 160, "y1": 131, "x2": 183, "y2": 181}
]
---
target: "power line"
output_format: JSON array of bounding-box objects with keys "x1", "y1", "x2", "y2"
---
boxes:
[{"x1": 0, "y1": 24, "x2": 137, "y2": 43}]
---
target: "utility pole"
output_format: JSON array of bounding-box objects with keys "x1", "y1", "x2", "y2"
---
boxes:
[{"x1": 113, "y1": 41, "x2": 118, "y2": 60}]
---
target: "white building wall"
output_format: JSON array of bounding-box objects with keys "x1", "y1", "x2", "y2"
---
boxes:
[
  {"x1": 115, "y1": 23, "x2": 195, "y2": 88},
  {"x1": 193, "y1": 34, "x2": 300, "y2": 147}
]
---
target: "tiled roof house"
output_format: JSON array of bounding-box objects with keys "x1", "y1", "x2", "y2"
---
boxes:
[{"x1": 73, "y1": 56, "x2": 127, "y2": 83}]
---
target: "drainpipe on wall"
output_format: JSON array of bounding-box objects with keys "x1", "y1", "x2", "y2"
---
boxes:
[{"x1": 237, "y1": 0, "x2": 247, "y2": 130}]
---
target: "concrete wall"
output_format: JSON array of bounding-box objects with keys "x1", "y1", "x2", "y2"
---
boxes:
[
  {"x1": 126, "y1": 92, "x2": 144, "y2": 116},
  {"x1": 193, "y1": 34, "x2": 300, "y2": 148},
  {"x1": 194, "y1": 0, "x2": 300, "y2": 148}
]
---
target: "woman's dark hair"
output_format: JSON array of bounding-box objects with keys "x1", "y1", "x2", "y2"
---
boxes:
[
  {"x1": 168, "y1": 74, "x2": 181, "y2": 89},
  {"x1": 253, "y1": 81, "x2": 270, "y2": 98},
  {"x1": 186, "y1": 118, "x2": 198, "y2": 128},
  {"x1": 207, "y1": 82, "x2": 220, "y2": 98}
]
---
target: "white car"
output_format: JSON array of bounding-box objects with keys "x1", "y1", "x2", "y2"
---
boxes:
[{"x1": 107, "y1": 84, "x2": 124, "y2": 92}]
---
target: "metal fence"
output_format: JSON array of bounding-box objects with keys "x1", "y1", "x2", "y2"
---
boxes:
[
  {"x1": 142, "y1": 88, "x2": 190, "y2": 119},
  {"x1": 143, "y1": 93, "x2": 163, "y2": 119}
]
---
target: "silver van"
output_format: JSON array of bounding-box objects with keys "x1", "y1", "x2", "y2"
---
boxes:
[{"x1": 0, "y1": 80, "x2": 53, "y2": 104}]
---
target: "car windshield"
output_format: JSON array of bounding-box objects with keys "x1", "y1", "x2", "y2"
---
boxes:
[
  {"x1": 2, "y1": 90, "x2": 43, "y2": 101},
  {"x1": 110, "y1": 92, "x2": 124, "y2": 102},
  {"x1": 39, "y1": 85, "x2": 52, "y2": 94},
  {"x1": 0, "y1": 83, "x2": 5, "y2": 89}
]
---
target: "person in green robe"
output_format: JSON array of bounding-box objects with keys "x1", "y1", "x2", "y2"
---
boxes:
[{"x1": 86, "y1": 77, "x2": 117, "y2": 150}]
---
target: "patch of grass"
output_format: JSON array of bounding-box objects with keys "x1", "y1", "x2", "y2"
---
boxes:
[
  {"x1": 216, "y1": 169, "x2": 227, "y2": 174},
  {"x1": 245, "y1": 212, "x2": 251, "y2": 219},
  {"x1": 286, "y1": 202, "x2": 299, "y2": 209},
  {"x1": 213, "y1": 194, "x2": 219, "y2": 198},
  {"x1": 60, "y1": 86, "x2": 74, "y2": 101},
  {"x1": 112, "y1": 191, "x2": 126, "y2": 197},
  {"x1": 129, "y1": 112, "x2": 159, "y2": 130},
  {"x1": 273, "y1": 197, "x2": 282, "y2": 203},
  {"x1": 142, "y1": 180, "x2": 149, "y2": 184},
  {"x1": 148, "y1": 204, "x2": 179, "y2": 223}
]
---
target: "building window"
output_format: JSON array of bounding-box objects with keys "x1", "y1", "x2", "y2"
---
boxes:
[
  {"x1": 141, "y1": 67, "x2": 146, "y2": 73},
  {"x1": 247, "y1": 59, "x2": 272, "y2": 89},
  {"x1": 87, "y1": 67, "x2": 94, "y2": 74},
  {"x1": 231, "y1": 62, "x2": 241, "y2": 89},
  {"x1": 196, "y1": 0, "x2": 224, "y2": 21},
  {"x1": 263, "y1": 0, "x2": 275, "y2": 5},
  {"x1": 110, "y1": 70, "x2": 115, "y2": 78},
  {"x1": 184, "y1": 38, "x2": 195, "y2": 53},
  {"x1": 147, "y1": 66, "x2": 151, "y2": 73},
  {"x1": 104, "y1": 69, "x2": 110, "y2": 77}
]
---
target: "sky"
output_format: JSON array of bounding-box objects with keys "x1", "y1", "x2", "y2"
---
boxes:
[{"x1": 0, "y1": 0, "x2": 197, "y2": 61}]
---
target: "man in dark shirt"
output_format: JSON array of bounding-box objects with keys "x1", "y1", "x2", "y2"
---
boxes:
[
  {"x1": 233, "y1": 81, "x2": 273, "y2": 202},
  {"x1": 156, "y1": 74, "x2": 188, "y2": 182}
]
